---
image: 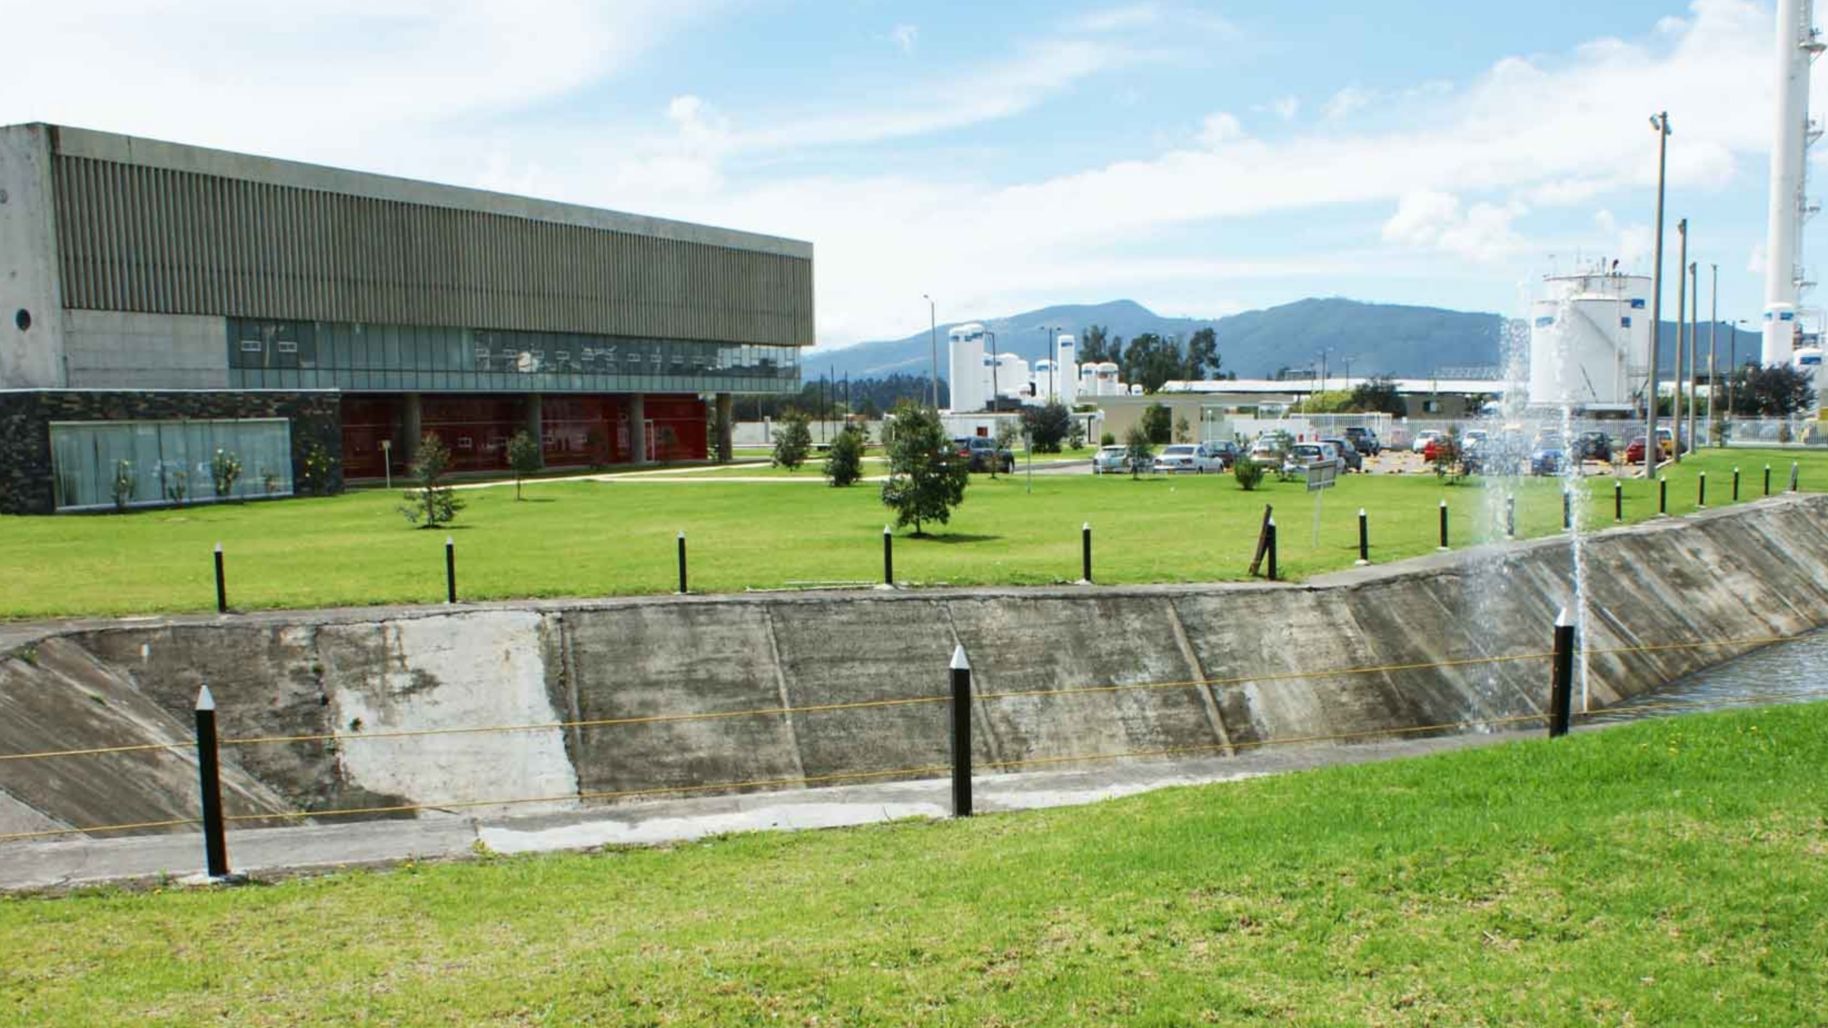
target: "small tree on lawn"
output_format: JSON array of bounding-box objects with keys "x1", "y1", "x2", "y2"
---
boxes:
[
  {"x1": 1140, "y1": 402, "x2": 1172, "y2": 444},
  {"x1": 1124, "y1": 424, "x2": 1154, "y2": 480},
  {"x1": 879, "y1": 401, "x2": 969, "y2": 535},
  {"x1": 506, "y1": 431, "x2": 542, "y2": 500},
  {"x1": 824, "y1": 425, "x2": 864, "y2": 487},
  {"x1": 1233, "y1": 456, "x2": 1264, "y2": 491},
  {"x1": 1020, "y1": 400, "x2": 1072, "y2": 453},
  {"x1": 209, "y1": 449, "x2": 242, "y2": 500},
  {"x1": 1432, "y1": 425, "x2": 1464, "y2": 484},
  {"x1": 400, "y1": 432, "x2": 464, "y2": 528},
  {"x1": 773, "y1": 409, "x2": 813, "y2": 470},
  {"x1": 1067, "y1": 419, "x2": 1086, "y2": 450},
  {"x1": 1174, "y1": 415, "x2": 1192, "y2": 443},
  {"x1": 992, "y1": 419, "x2": 1020, "y2": 478}
]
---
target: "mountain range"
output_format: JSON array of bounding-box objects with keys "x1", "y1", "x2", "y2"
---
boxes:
[{"x1": 807, "y1": 298, "x2": 1756, "y2": 382}]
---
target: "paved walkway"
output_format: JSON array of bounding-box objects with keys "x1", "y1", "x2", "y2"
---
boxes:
[{"x1": 0, "y1": 725, "x2": 1565, "y2": 892}]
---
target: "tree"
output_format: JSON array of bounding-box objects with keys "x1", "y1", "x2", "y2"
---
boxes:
[
  {"x1": 1021, "y1": 400, "x2": 1072, "y2": 453},
  {"x1": 1233, "y1": 455, "x2": 1264, "y2": 491},
  {"x1": 1728, "y1": 364, "x2": 1814, "y2": 417},
  {"x1": 1184, "y1": 327, "x2": 1220, "y2": 380},
  {"x1": 992, "y1": 419, "x2": 1020, "y2": 478},
  {"x1": 1123, "y1": 425, "x2": 1154, "y2": 480},
  {"x1": 879, "y1": 402, "x2": 969, "y2": 535},
  {"x1": 1067, "y1": 419, "x2": 1086, "y2": 450},
  {"x1": 1079, "y1": 324, "x2": 1114, "y2": 364},
  {"x1": 1140, "y1": 402, "x2": 1172, "y2": 445},
  {"x1": 209, "y1": 449, "x2": 242, "y2": 499},
  {"x1": 1122, "y1": 333, "x2": 1186, "y2": 393},
  {"x1": 400, "y1": 432, "x2": 464, "y2": 528},
  {"x1": 506, "y1": 431, "x2": 541, "y2": 500},
  {"x1": 823, "y1": 425, "x2": 864, "y2": 487},
  {"x1": 772, "y1": 409, "x2": 813, "y2": 470},
  {"x1": 1173, "y1": 415, "x2": 1192, "y2": 443},
  {"x1": 299, "y1": 440, "x2": 338, "y2": 496},
  {"x1": 1431, "y1": 425, "x2": 1464, "y2": 484},
  {"x1": 1297, "y1": 390, "x2": 1354, "y2": 413},
  {"x1": 1349, "y1": 375, "x2": 1406, "y2": 416}
]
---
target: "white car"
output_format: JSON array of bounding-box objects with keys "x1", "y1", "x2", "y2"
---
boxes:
[
  {"x1": 1152, "y1": 443, "x2": 1227, "y2": 474},
  {"x1": 1284, "y1": 441, "x2": 1346, "y2": 476},
  {"x1": 1411, "y1": 430, "x2": 1443, "y2": 454}
]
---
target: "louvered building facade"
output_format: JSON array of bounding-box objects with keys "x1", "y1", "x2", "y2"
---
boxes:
[{"x1": 0, "y1": 124, "x2": 813, "y2": 512}]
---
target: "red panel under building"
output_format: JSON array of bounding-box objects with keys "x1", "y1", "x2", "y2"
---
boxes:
[{"x1": 341, "y1": 393, "x2": 709, "y2": 477}]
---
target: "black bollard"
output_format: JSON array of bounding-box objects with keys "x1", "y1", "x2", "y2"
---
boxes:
[
  {"x1": 676, "y1": 531, "x2": 688, "y2": 594},
  {"x1": 195, "y1": 685, "x2": 230, "y2": 878},
  {"x1": 1791, "y1": 462, "x2": 1800, "y2": 493},
  {"x1": 1765, "y1": 464, "x2": 1772, "y2": 496},
  {"x1": 1438, "y1": 499, "x2": 1449, "y2": 551},
  {"x1": 1081, "y1": 522, "x2": 1093, "y2": 583},
  {"x1": 949, "y1": 645, "x2": 973, "y2": 817},
  {"x1": 882, "y1": 525, "x2": 893, "y2": 587},
  {"x1": 444, "y1": 535, "x2": 456, "y2": 603},
  {"x1": 1562, "y1": 489, "x2": 1572, "y2": 531},
  {"x1": 1733, "y1": 466, "x2": 1741, "y2": 502},
  {"x1": 1659, "y1": 476, "x2": 1668, "y2": 515},
  {"x1": 1505, "y1": 495, "x2": 1516, "y2": 538},
  {"x1": 1698, "y1": 472, "x2": 1707, "y2": 508},
  {"x1": 1266, "y1": 518, "x2": 1279, "y2": 581},
  {"x1": 213, "y1": 543, "x2": 227, "y2": 614},
  {"x1": 1549, "y1": 609, "x2": 1574, "y2": 738},
  {"x1": 1356, "y1": 508, "x2": 1369, "y2": 566},
  {"x1": 1614, "y1": 478, "x2": 1623, "y2": 522}
]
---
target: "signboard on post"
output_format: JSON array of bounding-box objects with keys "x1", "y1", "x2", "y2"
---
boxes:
[{"x1": 1305, "y1": 461, "x2": 1337, "y2": 546}]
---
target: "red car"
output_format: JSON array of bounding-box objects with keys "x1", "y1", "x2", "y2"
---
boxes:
[
  {"x1": 1421, "y1": 436, "x2": 1457, "y2": 463},
  {"x1": 1624, "y1": 436, "x2": 1649, "y2": 465}
]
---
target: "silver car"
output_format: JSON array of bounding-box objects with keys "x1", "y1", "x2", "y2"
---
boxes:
[
  {"x1": 1091, "y1": 445, "x2": 1136, "y2": 474},
  {"x1": 1152, "y1": 443, "x2": 1227, "y2": 474}
]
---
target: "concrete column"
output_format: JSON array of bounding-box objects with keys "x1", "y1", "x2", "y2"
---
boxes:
[
  {"x1": 401, "y1": 392, "x2": 422, "y2": 467},
  {"x1": 715, "y1": 392, "x2": 733, "y2": 462},
  {"x1": 525, "y1": 393, "x2": 544, "y2": 468},
  {"x1": 628, "y1": 393, "x2": 648, "y2": 464}
]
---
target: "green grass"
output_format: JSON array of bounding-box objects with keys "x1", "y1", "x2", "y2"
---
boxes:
[
  {"x1": 0, "y1": 449, "x2": 1820, "y2": 620},
  {"x1": 3, "y1": 702, "x2": 1824, "y2": 1023}
]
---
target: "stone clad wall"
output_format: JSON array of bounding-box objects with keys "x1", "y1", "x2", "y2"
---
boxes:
[
  {"x1": 4, "y1": 495, "x2": 1828, "y2": 835},
  {"x1": 0, "y1": 389, "x2": 343, "y2": 513}
]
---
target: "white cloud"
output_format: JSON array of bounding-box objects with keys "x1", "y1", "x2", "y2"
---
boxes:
[
  {"x1": 1321, "y1": 85, "x2": 1373, "y2": 120},
  {"x1": 890, "y1": 23, "x2": 918, "y2": 54},
  {"x1": 1269, "y1": 95, "x2": 1300, "y2": 121},
  {"x1": 1382, "y1": 191, "x2": 1526, "y2": 262},
  {"x1": 1069, "y1": 4, "x2": 1161, "y2": 33},
  {"x1": 1197, "y1": 113, "x2": 1246, "y2": 148}
]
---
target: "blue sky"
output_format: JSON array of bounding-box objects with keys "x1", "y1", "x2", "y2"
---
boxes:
[{"x1": 2, "y1": 0, "x2": 1819, "y2": 350}]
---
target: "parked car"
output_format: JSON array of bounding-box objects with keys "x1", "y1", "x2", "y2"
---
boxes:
[
  {"x1": 1573, "y1": 431, "x2": 1612, "y2": 462},
  {"x1": 1320, "y1": 437, "x2": 1363, "y2": 472},
  {"x1": 1285, "y1": 441, "x2": 1346, "y2": 476},
  {"x1": 1343, "y1": 426, "x2": 1382, "y2": 456},
  {"x1": 1421, "y1": 435, "x2": 1457, "y2": 464},
  {"x1": 1153, "y1": 442, "x2": 1229, "y2": 474},
  {"x1": 1625, "y1": 435, "x2": 1650, "y2": 465},
  {"x1": 1654, "y1": 427, "x2": 1687, "y2": 458},
  {"x1": 1411, "y1": 430, "x2": 1443, "y2": 454},
  {"x1": 1207, "y1": 440, "x2": 1240, "y2": 468},
  {"x1": 1091, "y1": 444, "x2": 1138, "y2": 475},
  {"x1": 1530, "y1": 434, "x2": 1568, "y2": 476},
  {"x1": 955, "y1": 436, "x2": 1014, "y2": 473},
  {"x1": 1248, "y1": 437, "x2": 1288, "y2": 469}
]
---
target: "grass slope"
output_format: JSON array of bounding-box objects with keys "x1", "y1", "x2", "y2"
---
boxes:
[
  {"x1": 0, "y1": 449, "x2": 1819, "y2": 619},
  {"x1": 2, "y1": 702, "x2": 1824, "y2": 1023}
]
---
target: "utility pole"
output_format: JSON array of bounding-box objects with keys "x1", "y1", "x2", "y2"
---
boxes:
[
  {"x1": 1730, "y1": 319, "x2": 1743, "y2": 421},
  {"x1": 1688, "y1": 261, "x2": 1698, "y2": 455},
  {"x1": 987, "y1": 329, "x2": 999, "y2": 414},
  {"x1": 923, "y1": 294, "x2": 938, "y2": 410},
  {"x1": 1646, "y1": 112, "x2": 1671, "y2": 474},
  {"x1": 1708, "y1": 263, "x2": 1719, "y2": 444},
  {"x1": 1673, "y1": 218, "x2": 1687, "y2": 464}
]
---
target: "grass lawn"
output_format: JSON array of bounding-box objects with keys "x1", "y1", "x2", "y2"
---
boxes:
[
  {"x1": 0, "y1": 448, "x2": 1820, "y2": 620},
  {"x1": 2, "y1": 702, "x2": 1823, "y2": 1022}
]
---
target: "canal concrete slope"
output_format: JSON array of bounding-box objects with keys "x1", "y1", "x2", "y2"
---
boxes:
[{"x1": 4, "y1": 493, "x2": 1826, "y2": 837}]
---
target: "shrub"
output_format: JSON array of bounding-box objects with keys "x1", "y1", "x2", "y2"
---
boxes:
[
  {"x1": 1068, "y1": 420, "x2": 1086, "y2": 450},
  {"x1": 1141, "y1": 402, "x2": 1172, "y2": 444},
  {"x1": 1100, "y1": 431, "x2": 1116, "y2": 447},
  {"x1": 400, "y1": 432, "x2": 464, "y2": 528},
  {"x1": 506, "y1": 431, "x2": 542, "y2": 500},
  {"x1": 824, "y1": 426, "x2": 864, "y2": 487},
  {"x1": 1233, "y1": 457, "x2": 1264, "y2": 491},
  {"x1": 1019, "y1": 401, "x2": 1072, "y2": 453},
  {"x1": 209, "y1": 448, "x2": 243, "y2": 499},
  {"x1": 1174, "y1": 415, "x2": 1192, "y2": 443},
  {"x1": 1124, "y1": 425, "x2": 1153, "y2": 479},
  {"x1": 299, "y1": 440, "x2": 338, "y2": 495},
  {"x1": 773, "y1": 410, "x2": 812, "y2": 470},
  {"x1": 879, "y1": 401, "x2": 969, "y2": 534}
]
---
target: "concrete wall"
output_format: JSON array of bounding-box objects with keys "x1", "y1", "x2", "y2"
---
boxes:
[
  {"x1": 0, "y1": 124, "x2": 64, "y2": 388},
  {"x1": 5, "y1": 495, "x2": 1828, "y2": 836},
  {"x1": 64, "y1": 311, "x2": 229, "y2": 389}
]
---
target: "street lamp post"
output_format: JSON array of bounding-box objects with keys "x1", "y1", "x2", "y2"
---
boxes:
[
  {"x1": 1688, "y1": 260, "x2": 1699, "y2": 454},
  {"x1": 986, "y1": 329, "x2": 1000, "y2": 413},
  {"x1": 1708, "y1": 263, "x2": 1719, "y2": 444},
  {"x1": 1730, "y1": 319, "x2": 1744, "y2": 421},
  {"x1": 922, "y1": 294, "x2": 938, "y2": 410},
  {"x1": 1673, "y1": 219, "x2": 1687, "y2": 464},
  {"x1": 1646, "y1": 112, "x2": 1672, "y2": 474}
]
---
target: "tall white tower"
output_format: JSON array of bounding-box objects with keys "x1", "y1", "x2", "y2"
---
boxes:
[{"x1": 1763, "y1": 0, "x2": 1822, "y2": 365}]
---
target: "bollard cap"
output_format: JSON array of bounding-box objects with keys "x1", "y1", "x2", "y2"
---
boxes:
[
  {"x1": 950, "y1": 644, "x2": 970, "y2": 670},
  {"x1": 1358, "y1": 507, "x2": 1366, "y2": 516},
  {"x1": 1555, "y1": 606, "x2": 1573, "y2": 628},
  {"x1": 1267, "y1": 517, "x2": 1276, "y2": 528},
  {"x1": 213, "y1": 542, "x2": 222, "y2": 554},
  {"x1": 1083, "y1": 521, "x2": 1090, "y2": 531},
  {"x1": 445, "y1": 535, "x2": 453, "y2": 546},
  {"x1": 195, "y1": 685, "x2": 216, "y2": 711},
  {"x1": 884, "y1": 524, "x2": 891, "y2": 535},
  {"x1": 1439, "y1": 499, "x2": 1447, "y2": 508},
  {"x1": 678, "y1": 530, "x2": 685, "y2": 540}
]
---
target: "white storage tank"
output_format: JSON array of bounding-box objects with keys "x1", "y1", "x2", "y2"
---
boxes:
[
  {"x1": 947, "y1": 322, "x2": 988, "y2": 412},
  {"x1": 1095, "y1": 362, "x2": 1121, "y2": 396},
  {"x1": 1033, "y1": 359, "x2": 1056, "y2": 402},
  {"x1": 995, "y1": 354, "x2": 1029, "y2": 400},
  {"x1": 1055, "y1": 334, "x2": 1078, "y2": 405},
  {"x1": 1526, "y1": 270, "x2": 1651, "y2": 411}
]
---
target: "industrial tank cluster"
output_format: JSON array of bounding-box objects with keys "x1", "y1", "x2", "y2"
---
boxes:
[{"x1": 946, "y1": 324, "x2": 1133, "y2": 412}]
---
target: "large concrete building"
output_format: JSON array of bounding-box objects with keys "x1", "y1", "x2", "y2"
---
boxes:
[{"x1": 0, "y1": 123, "x2": 813, "y2": 512}]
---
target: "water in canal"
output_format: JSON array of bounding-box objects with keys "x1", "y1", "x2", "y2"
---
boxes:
[{"x1": 1586, "y1": 626, "x2": 1828, "y2": 724}]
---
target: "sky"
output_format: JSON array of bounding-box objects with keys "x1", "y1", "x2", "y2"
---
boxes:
[{"x1": 2, "y1": 0, "x2": 1822, "y2": 352}]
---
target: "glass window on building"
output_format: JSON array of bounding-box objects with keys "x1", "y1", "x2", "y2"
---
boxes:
[{"x1": 49, "y1": 419, "x2": 294, "y2": 511}]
